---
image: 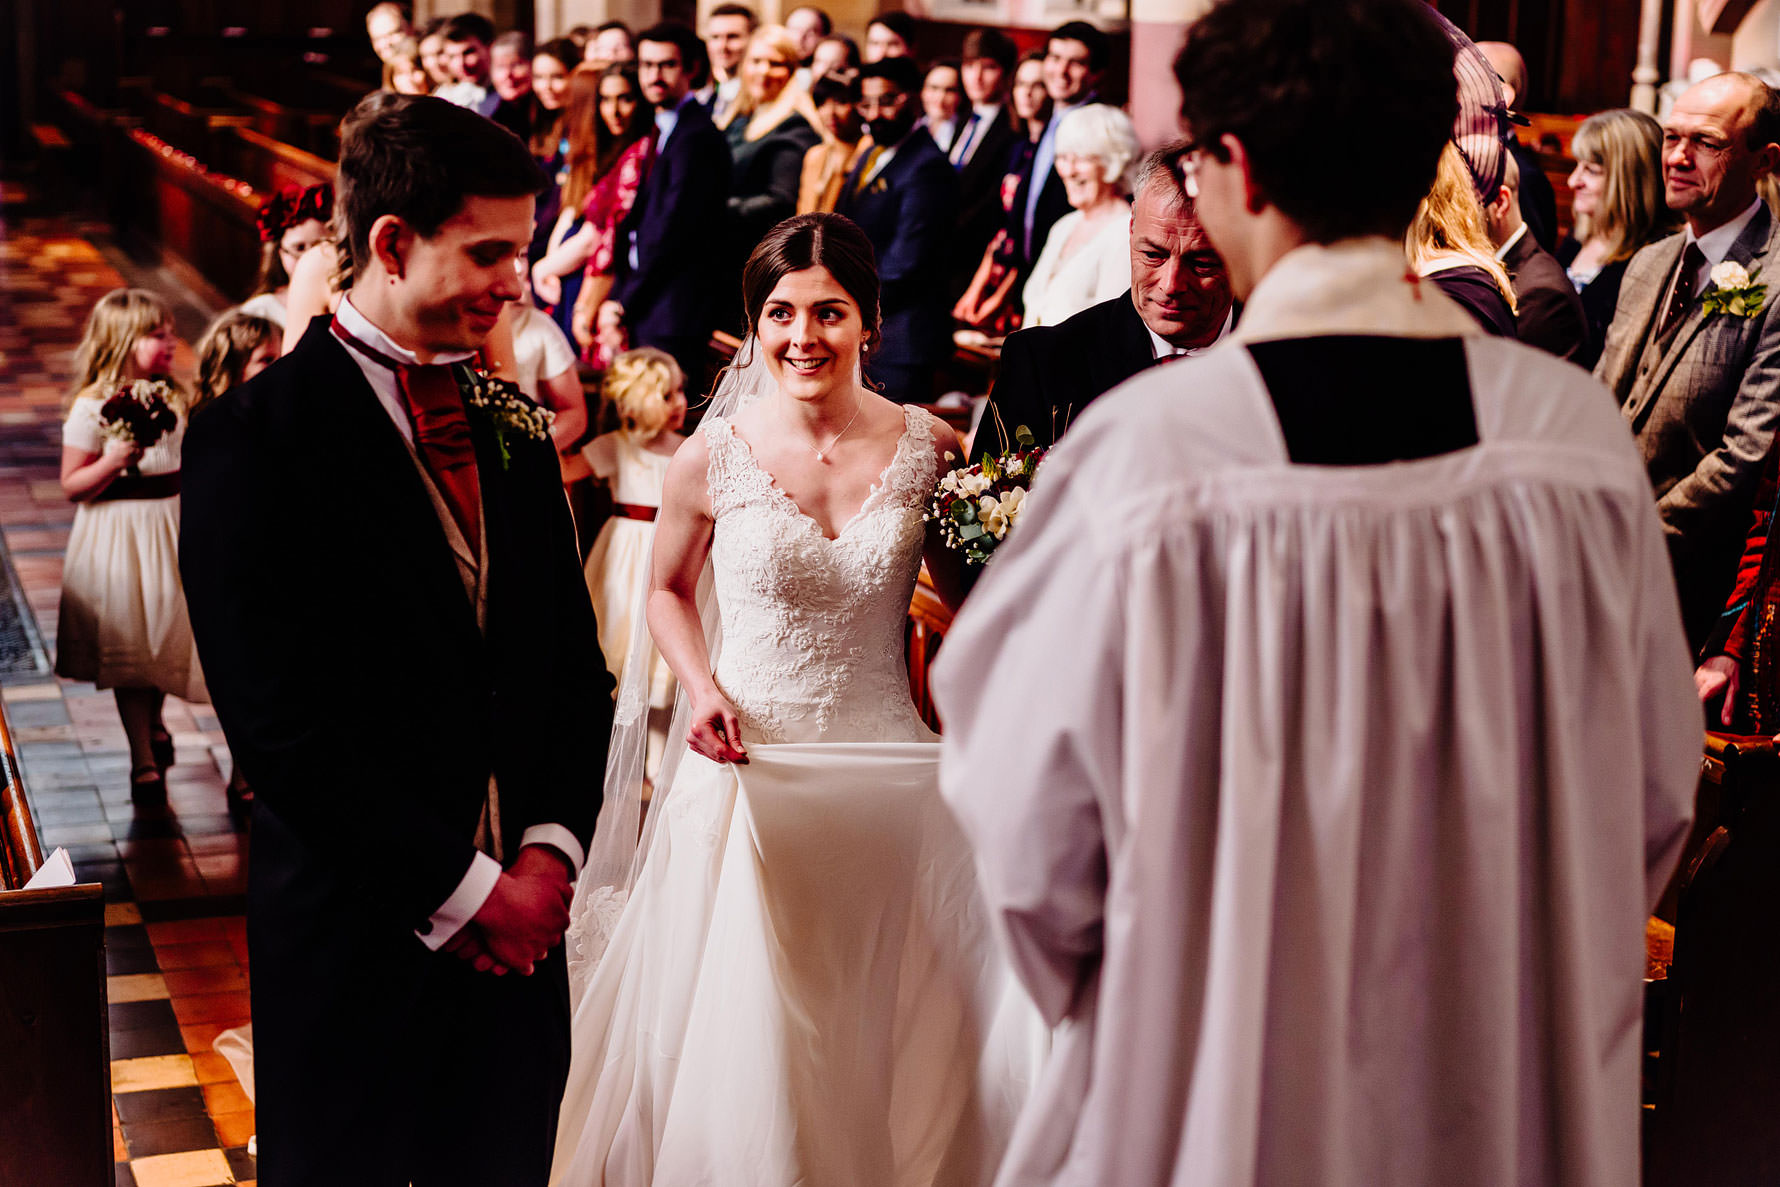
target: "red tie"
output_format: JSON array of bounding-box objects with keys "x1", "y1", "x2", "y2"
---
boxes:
[{"x1": 332, "y1": 318, "x2": 482, "y2": 545}]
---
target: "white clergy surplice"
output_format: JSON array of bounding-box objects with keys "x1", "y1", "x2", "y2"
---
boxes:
[{"x1": 934, "y1": 238, "x2": 1701, "y2": 1187}]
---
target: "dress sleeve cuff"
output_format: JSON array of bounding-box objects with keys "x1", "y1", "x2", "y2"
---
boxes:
[
  {"x1": 519, "y1": 825, "x2": 586, "y2": 878},
  {"x1": 415, "y1": 851, "x2": 502, "y2": 951}
]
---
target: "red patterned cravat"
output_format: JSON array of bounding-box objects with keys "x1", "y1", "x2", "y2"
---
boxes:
[{"x1": 332, "y1": 317, "x2": 482, "y2": 544}]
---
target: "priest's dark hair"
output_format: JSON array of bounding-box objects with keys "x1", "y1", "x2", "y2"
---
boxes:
[
  {"x1": 1174, "y1": 0, "x2": 1457, "y2": 242},
  {"x1": 740, "y1": 213, "x2": 881, "y2": 351},
  {"x1": 334, "y1": 92, "x2": 545, "y2": 284}
]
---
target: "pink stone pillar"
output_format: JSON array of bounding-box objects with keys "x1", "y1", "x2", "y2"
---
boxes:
[{"x1": 1128, "y1": 0, "x2": 1211, "y2": 150}]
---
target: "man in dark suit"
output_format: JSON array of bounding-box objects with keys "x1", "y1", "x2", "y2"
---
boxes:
[
  {"x1": 987, "y1": 145, "x2": 1235, "y2": 448},
  {"x1": 837, "y1": 56, "x2": 960, "y2": 402},
  {"x1": 180, "y1": 95, "x2": 612, "y2": 1186},
  {"x1": 1012, "y1": 21, "x2": 1108, "y2": 273},
  {"x1": 1597, "y1": 72, "x2": 1780, "y2": 649},
  {"x1": 605, "y1": 22, "x2": 732, "y2": 393},
  {"x1": 1486, "y1": 153, "x2": 1587, "y2": 361},
  {"x1": 949, "y1": 28, "x2": 1021, "y2": 298}
]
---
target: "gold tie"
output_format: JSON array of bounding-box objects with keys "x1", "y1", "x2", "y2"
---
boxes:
[{"x1": 854, "y1": 146, "x2": 887, "y2": 194}]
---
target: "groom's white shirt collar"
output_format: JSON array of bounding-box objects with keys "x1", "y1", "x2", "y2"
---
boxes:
[{"x1": 333, "y1": 294, "x2": 588, "y2": 952}]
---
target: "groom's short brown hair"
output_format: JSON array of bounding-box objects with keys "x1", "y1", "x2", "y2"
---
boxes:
[{"x1": 335, "y1": 93, "x2": 543, "y2": 284}]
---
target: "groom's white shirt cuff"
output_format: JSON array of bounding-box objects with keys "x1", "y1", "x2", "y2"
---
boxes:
[{"x1": 416, "y1": 827, "x2": 588, "y2": 950}]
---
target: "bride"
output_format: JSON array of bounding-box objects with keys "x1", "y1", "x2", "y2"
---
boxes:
[{"x1": 550, "y1": 212, "x2": 1043, "y2": 1186}]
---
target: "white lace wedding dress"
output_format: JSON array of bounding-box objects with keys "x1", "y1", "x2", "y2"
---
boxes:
[{"x1": 550, "y1": 405, "x2": 1044, "y2": 1186}]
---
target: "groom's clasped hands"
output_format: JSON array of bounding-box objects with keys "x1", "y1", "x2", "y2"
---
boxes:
[{"x1": 443, "y1": 845, "x2": 575, "y2": 977}]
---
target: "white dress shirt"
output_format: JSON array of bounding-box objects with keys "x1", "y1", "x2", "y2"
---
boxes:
[
  {"x1": 1679, "y1": 196, "x2": 1764, "y2": 297},
  {"x1": 332, "y1": 296, "x2": 587, "y2": 950},
  {"x1": 1147, "y1": 306, "x2": 1234, "y2": 359}
]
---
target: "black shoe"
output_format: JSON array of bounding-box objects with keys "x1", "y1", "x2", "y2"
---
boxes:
[
  {"x1": 226, "y1": 776, "x2": 253, "y2": 814},
  {"x1": 130, "y1": 764, "x2": 167, "y2": 807},
  {"x1": 150, "y1": 729, "x2": 174, "y2": 771}
]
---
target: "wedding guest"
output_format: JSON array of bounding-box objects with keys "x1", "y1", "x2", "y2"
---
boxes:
[
  {"x1": 938, "y1": 5, "x2": 1699, "y2": 1185},
  {"x1": 810, "y1": 32, "x2": 860, "y2": 82},
  {"x1": 585, "y1": 21, "x2": 635, "y2": 69},
  {"x1": 786, "y1": 5, "x2": 831, "y2": 76},
  {"x1": 581, "y1": 346, "x2": 686, "y2": 771},
  {"x1": 491, "y1": 30, "x2": 534, "y2": 104},
  {"x1": 381, "y1": 37, "x2": 431, "y2": 95},
  {"x1": 534, "y1": 64, "x2": 653, "y2": 350},
  {"x1": 239, "y1": 182, "x2": 333, "y2": 332},
  {"x1": 604, "y1": 23, "x2": 732, "y2": 389},
  {"x1": 723, "y1": 26, "x2": 823, "y2": 281},
  {"x1": 1485, "y1": 153, "x2": 1587, "y2": 360},
  {"x1": 864, "y1": 11, "x2": 915, "y2": 62},
  {"x1": 1477, "y1": 39, "x2": 1560, "y2": 253},
  {"x1": 191, "y1": 308, "x2": 279, "y2": 811},
  {"x1": 921, "y1": 60, "x2": 965, "y2": 154},
  {"x1": 952, "y1": 49, "x2": 1050, "y2": 333},
  {"x1": 837, "y1": 55, "x2": 959, "y2": 401},
  {"x1": 700, "y1": 3, "x2": 757, "y2": 123},
  {"x1": 1015, "y1": 22, "x2": 1108, "y2": 272},
  {"x1": 798, "y1": 72, "x2": 870, "y2": 214},
  {"x1": 417, "y1": 18, "x2": 452, "y2": 91},
  {"x1": 1560, "y1": 108, "x2": 1675, "y2": 369},
  {"x1": 181, "y1": 93, "x2": 608, "y2": 1187},
  {"x1": 986, "y1": 145, "x2": 1233, "y2": 449},
  {"x1": 366, "y1": 2, "x2": 413, "y2": 65},
  {"x1": 436, "y1": 13, "x2": 500, "y2": 118},
  {"x1": 511, "y1": 260, "x2": 590, "y2": 450},
  {"x1": 1020, "y1": 104, "x2": 1137, "y2": 328},
  {"x1": 1697, "y1": 419, "x2": 1780, "y2": 729},
  {"x1": 527, "y1": 39, "x2": 581, "y2": 262},
  {"x1": 949, "y1": 29, "x2": 1019, "y2": 295},
  {"x1": 57, "y1": 290, "x2": 204, "y2": 806},
  {"x1": 1598, "y1": 71, "x2": 1780, "y2": 649},
  {"x1": 1406, "y1": 142, "x2": 1518, "y2": 336}
]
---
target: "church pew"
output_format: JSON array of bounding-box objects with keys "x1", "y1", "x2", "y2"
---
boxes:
[
  {"x1": 214, "y1": 125, "x2": 335, "y2": 198},
  {"x1": 145, "y1": 92, "x2": 252, "y2": 169},
  {"x1": 199, "y1": 78, "x2": 338, "y2": 159},
  {"x1": 1643, "y1": 733, "x2": 1780, "y2": 1184},
  {"x1": 0, "y1": 702, "x2": 109, "y2": 1187}
]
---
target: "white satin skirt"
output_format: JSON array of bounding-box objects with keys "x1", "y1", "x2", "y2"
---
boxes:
[{"x1": 551, "y1": 743, "x2": 1045, "y2": 1186}]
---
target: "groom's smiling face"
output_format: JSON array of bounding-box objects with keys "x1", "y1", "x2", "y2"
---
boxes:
[{"x1": 393, "y1": 194, "x2": 533, "y2": 354}]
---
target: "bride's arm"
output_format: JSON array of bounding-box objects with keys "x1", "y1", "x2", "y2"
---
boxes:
[
  {"x1": 922, "y1": 423, "x2": 970, "y2": 612},
  {"x1": 647, "y1": 434, "x2": 748, "y2": 764}
]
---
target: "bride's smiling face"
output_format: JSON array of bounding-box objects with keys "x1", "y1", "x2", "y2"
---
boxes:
[{"x1": 757, "y1": 266, "x2": 866, "y2": 403}]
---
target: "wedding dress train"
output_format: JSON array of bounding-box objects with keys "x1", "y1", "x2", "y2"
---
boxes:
[{"x1": 551, "y1": 406, "x2": 1043, "y2": 1186}]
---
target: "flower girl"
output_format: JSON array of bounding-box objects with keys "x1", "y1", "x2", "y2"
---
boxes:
[
  {"x1": 56, "y1": 289, "x2": 206, "y2": 803},
  {"x1": 582, "y1": 347, "x2": 686, "y2": 775}
]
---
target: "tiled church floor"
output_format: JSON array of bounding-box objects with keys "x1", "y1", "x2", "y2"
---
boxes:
[{"x1": 0, "y1": 183, "x2": 257, "y2": 1187}]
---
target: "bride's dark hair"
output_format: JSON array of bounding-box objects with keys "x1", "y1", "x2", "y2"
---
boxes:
[{"x1": 740, "y1": 213, "x2": 882, "y2": 351}]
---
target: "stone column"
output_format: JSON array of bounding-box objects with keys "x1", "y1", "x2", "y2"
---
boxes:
[
  {"x1": 1128, "y1": 0, "x2": 1211, "y2": 149},
  {"x1": 1632, "y1": 0, "x2": 1667, "y2": 112}
]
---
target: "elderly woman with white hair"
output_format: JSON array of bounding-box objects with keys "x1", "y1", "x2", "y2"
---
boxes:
[{"x1": 1020, "y1": 103, "x2": 1140, "y2": 328}]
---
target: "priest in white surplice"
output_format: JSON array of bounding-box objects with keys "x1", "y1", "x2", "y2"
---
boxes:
[{"x1": 934, "y1": 2, "x2": 1702, "y2": 1184}]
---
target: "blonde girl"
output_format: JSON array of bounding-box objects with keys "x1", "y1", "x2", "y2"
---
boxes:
[
  {"x1": 1406, "y1": 141, "x2": 1520, "y2": 336},
  {"x1": 582, "y1": 347, "x2": 687, "y2": 778},
  {"x1": 57, "y1": 289, "x2": 206, "y2": 804},
  {"x1": 193, "y1": 309, "x2": 279, "y2": 417}
]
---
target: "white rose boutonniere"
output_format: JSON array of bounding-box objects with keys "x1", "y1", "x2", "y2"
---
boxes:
[{"x1": 1704, "y1": 260, "x2": 1767, "y2": 321}]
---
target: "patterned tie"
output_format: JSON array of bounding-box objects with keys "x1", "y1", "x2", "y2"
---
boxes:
[
  {"x1": 951, "y1": 111, "x2": 981, "y2": 168},
  {"x1": 852, "y1": 145, "x2": 887, "y2": 194},
  {"x1": 1658, "y1": 241, "x2": 1708, "y2": 340},
  {"x1": 332, "y1": 318, "x2": 482, "y2": 545}
]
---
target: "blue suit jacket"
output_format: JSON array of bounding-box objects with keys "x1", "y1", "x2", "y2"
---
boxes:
[
  {"x1": 836, "y1": 128, "x2": 960, "y2": 373},
  {"x1": 613, "y1": 98, "x2": 733, "y2": 353}
]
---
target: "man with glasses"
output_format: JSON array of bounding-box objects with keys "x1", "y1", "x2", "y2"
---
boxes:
[
  {"x1": 936, "y1": 0, "x2": 1698, "y2": 1182},
  {"x1": 983, "y1": 145, "x2": 1232, "y2": 449},
  {"x1": 1597, "y1": 71, "x2": 1780, "y2": 649}
]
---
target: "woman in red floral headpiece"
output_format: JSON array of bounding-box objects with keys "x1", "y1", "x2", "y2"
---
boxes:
[{"x1": 239, "y1": 182, "x2": 333, "y2": 332}]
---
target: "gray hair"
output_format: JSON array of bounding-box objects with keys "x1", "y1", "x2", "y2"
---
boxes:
[
  {"x1": 1133, "y1": 143, "x2": 1192, "y2": 207},
  {"x1": 1055, "y1": 103, "x2": 1141, "y2": 193}
]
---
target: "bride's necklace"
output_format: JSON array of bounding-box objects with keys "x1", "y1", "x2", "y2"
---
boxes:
[{"x1": 781, "y1": 390, "x2": 863, "y2": 464}]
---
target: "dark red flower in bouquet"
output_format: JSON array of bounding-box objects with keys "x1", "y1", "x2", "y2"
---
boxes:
[{"x1": 99, "y1": 382, "x2": 179, "y2": 451}]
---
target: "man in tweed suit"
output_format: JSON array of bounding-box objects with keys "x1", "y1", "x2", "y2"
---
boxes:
[{"x1": 1598, "y1": 72, "x2": 1780, "y2": 649}]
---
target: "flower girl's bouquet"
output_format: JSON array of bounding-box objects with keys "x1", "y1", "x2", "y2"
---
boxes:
[
  {"x1": 98, "y1": 380, "x2": 179, "y2": 474},
  {"x1": 925, "y1": 425, "x2": 1045, "y2": 566}
]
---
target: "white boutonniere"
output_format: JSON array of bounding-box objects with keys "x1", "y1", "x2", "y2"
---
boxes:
[
  {"x1": 1704, "y1": 260, "x2": 1767, "y2": 320},
  {"x1": 460, "y1": 368, "x2": 554, "y2": 470}
]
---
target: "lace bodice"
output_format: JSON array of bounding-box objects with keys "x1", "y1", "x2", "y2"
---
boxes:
[{"x1": 702, "y1": 405, "x2": 942, "y2": 744}]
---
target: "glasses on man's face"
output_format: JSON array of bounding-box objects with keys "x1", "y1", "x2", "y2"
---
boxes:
[{"x1": 1165, "y1": 140, "x2": 1202, "y2": 199}]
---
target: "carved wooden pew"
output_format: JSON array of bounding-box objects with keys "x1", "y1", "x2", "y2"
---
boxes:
[{"x1": 0, "y1": 702, "x2": 108, "y2": 1187}]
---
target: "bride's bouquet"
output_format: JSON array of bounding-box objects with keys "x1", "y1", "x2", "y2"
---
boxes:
[
  {"x1": 925, "y1": 425, "x2": 1045, "y2": 566},
  {"x1": 98, "y1": 380, "x2": 179, "y2": 470}
]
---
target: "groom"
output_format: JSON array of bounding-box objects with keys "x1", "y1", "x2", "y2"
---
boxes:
[{"x1": 181, "y1": 93, "x2": 611, "y2": 1186}]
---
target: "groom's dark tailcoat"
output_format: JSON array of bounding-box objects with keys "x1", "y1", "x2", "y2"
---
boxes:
[
  {"x1": 1597, "y1": 205, "x2": 1780, "y2": 650},
  {"x1": 180, "y1": 317, "x2": 613, "y2": 1186},
  {"x1": 985, "y1": 292, "x2": 1159, "y2": 450}
]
